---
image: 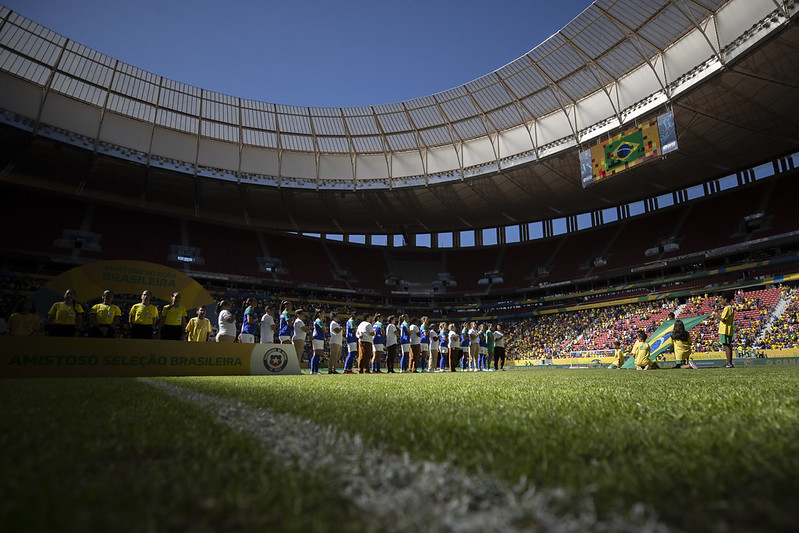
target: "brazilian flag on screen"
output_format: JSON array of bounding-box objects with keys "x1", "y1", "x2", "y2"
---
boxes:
[
  {"x1": 605, "y1": 130, "x2": 645, "y2": 172},
  {"x1": 620, "y1": 314, "x2": 710, "y2": 369}
]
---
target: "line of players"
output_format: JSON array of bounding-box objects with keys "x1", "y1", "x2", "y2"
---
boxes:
[{"x1": 255, "y1": 300, "x2": 507, "y2": 374}]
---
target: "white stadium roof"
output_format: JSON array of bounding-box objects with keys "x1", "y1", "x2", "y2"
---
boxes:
[{"x1": 1, "y1": 0, "x2": 798, "y2": 233}]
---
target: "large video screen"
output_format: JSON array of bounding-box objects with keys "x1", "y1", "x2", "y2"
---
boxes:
[{"x1": 580, "y1": 110, "x2": 677, "y2": 188}]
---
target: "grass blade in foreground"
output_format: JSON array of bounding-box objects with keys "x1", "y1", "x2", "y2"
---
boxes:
[
  {"x1": 171, "y1": 368, "x2": 799, "y2": 532},
  {"x1": 0, "y1": 378, "x2": 365, "y2": 532},
  {"x1": 143, "y1": 377, "x2": 665, "y2": 533}
]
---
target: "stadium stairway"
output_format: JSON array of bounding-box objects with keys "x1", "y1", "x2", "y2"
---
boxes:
[{"x1": 756, "y1": 289, "x2": 794, "y2": 345}]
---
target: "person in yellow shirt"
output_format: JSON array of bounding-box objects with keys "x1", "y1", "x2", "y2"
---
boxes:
[
  {"x1": 185, "y1": 306, "x2": 212, "y2": 342},
  {"x1": 89, "y1": 290, "x2": 121, "y2": 338},
  {"x1": 47, "y1": 289, "x2": 83, "y2": 337},
  {"x1": 607, "y1": 340, "x2": 624, "y2": 369},
  {"x1": 129, "y1": 290, "x2": 158, "y2": 339},
  {"x1": 8, "y1": 299, "x2": 40, "y2": 336},
  {"x1": 159, "y1": 292, "x2": 187, "y2": 340},
  {"x1": 672, "y1": 319, "x2": 698, "y2": 369},
  {"x1": 632, "y1": 330, "x2": 658, "y2": 370},
  {"x1": 718, "y1": 292, "x2": 735, "y2": 368}
]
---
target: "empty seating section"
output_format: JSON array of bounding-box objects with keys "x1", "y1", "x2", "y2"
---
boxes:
[
  {"x1": 500, "y1": 236, "x2": 564, "y2": 287},
  {"x1": 444, "y1": 248, "x2": 499, "y2": 291},
  {"x1": 92, "y1": 204, "x2": 179, "y2": 264},
  {"x1": 389, "y1": 249, "x2": 444, "y2": 284},
  {"x1": 768, "y1": 176, "x2": 799, "y2": 235},
  {"x1": 329, "y1": 242, "x2": 388, "y2": 289},
  {"x1": 185, "y1": 221, "x2": 261, "y2": 277},
  {"x1": 1, "y1": 174, "x2": 795, "y2": 298},
  {"x1": 1, "y1": 189, "x2": 86, "y2": 257},
  {"x1": 261, "y1": 233, "x2": 336, "y2": 286},
  {"x1": 547, "y1": 224, "x2": 618, "y2": 282},
  {"x1": 595, "y1": 209, "x2": 677, "y2": 270}
]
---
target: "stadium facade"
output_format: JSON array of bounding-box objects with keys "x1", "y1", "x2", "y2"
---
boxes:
[{"x1": 0, "y1": 0, "x2": 798, "y2": 304}]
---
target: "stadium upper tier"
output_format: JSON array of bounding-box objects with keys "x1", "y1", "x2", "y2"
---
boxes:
[{"x1": 0, "y1": 1, "x2": 798, "y2": 233}]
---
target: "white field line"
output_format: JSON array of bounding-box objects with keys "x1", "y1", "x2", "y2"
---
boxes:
[{"x1": 140, "y1": 378, "x2": 668, "y2": 533}]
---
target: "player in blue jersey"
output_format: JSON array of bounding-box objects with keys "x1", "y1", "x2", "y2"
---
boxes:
[
  {"x1": 438, "y1": 321, "x2": 449, "y2": 371},
  {"x1": 278, "y1": 300, "x2": 293, "y2": 344},
  {"x1": 419, "y1": 316, "x2": 430, "y2": 372},
  {"x1": 428, "y1": 319, "x2": 439, "y2": 372},
  {"x1": 461, "y1": 324, "x2": 470, "y2": 371},
  {"x1": 344, "y1": 310, "x2": 358, "y2": 374},
  {"x1": 372, "y1": 313, "x2": 384, "y2": 373},
  {"x1": 478, "y1": 323, "x2": 488, "y2": 371},
  {"x1": 239, "y1": 297, "x2": 259, "y2": 343},
  {"x1": 310, "y1": 310, "x2": 326, "y2": 375},
  {"x1": 384, "y1": 315, "x2": 398, "y2": 373},
  {"x1": 399, "y1": 314, "x2": 411, "y2": 372}
]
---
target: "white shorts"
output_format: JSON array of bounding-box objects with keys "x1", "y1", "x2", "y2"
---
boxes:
[
  {"x1": 373, "y1": 344, "x2": 385, "y2": 352},
  {"x1": 440, "y1": 347, "x2": 448, "y2": 354},
  {"x1": 480, "y1": 347, "x2": 488, "y2": 355},
  {"x1": 279, "y1": 335, "x2": 291, "y2": 342},
  {"x1": 312, "y1": 339, "x2": 324, "y2": 351},
  {"x1": 401, "y1": 344, "x2": 411, "y2": 354},
  {"x1": 239, "y1": 333, "x2": 255, "y2": 344},
  {"x1": 347, "y1": 342, "x2": 358, "y2": 353},
  {"x1": 421, "y1": 344, "x2": 429, "y2": 353}
]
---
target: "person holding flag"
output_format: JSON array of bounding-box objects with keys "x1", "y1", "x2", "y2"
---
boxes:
[{"x1": 672, "y1": 320, "x2": 698, "y2": 369}]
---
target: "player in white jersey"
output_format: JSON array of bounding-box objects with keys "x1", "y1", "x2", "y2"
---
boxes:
[
  {"x1": 292, "y1": 309, "x2": 309, "y2": 369},
  {"x1": 260, "y1": 303, "x2": 276, "y2": 344},
  {"x1": 329, "y1": 313, "x2": 343, "y2": 374}
]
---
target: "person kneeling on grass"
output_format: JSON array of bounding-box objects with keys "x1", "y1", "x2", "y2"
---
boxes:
[
  {"x1": 608, "y1": 340, "x2": 624, "y2": 369},
  {"x1": 672, "y1": 319, "x2": 698, "y2": 369},
  {"x1": 633, "y1": 330, "x2": 659, "y2": 370}
]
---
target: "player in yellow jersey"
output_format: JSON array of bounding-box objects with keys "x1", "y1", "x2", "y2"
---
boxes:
[
  {"x1": 632, "y1": 330, "x2": 658, "y2": 370},
  {"x1": 129, "y1": 290, "x2": 158, "y2": 339},
  {"x1": 89, "y1": 290, "x2": 121, "y2": 338},
  {"x1": 185, "y1": 306, "x2": 212, "y2": 342},
  {"x1": 159, "y1": 292, "x2": 187, "y2": 340},
  {"x1": 671, "y1": 319, "x2": 697, "y2": 369},
  {"x1": 47, "y1": 289, "x2": 83, "y2": 337},
  {"x1": 8, "y1": 299, "x2": 40, "y2": 336},
  {"x1": 718, "y1": 292, "x2": 735, "y2": 368},
  {"x1": 607, "y1": 340, "x2": 624, "y2": 369}
]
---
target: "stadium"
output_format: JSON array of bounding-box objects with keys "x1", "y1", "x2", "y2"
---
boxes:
[{"x1": 1, "y1": 0, "x2": 799, "y2": 531}]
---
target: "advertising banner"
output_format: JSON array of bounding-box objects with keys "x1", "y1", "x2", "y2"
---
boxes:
[{"x1": 0, "y1": 337, "x2": 300, "y2": 378}]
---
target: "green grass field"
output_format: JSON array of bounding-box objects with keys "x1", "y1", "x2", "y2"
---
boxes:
[{"x1": 2, "y1": 367, "x2": 799, "y2": 532}]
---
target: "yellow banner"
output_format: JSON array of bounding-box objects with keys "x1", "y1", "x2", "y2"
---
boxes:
[
  {"x1": 39, "y1": 260, "x2": 215, "y2": 309},
  {"x1": 0, "y1": 337, "x2": 300, "y2": 378}
]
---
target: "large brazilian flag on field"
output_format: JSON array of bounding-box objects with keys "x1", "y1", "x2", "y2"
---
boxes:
[{"x1": 621, "y1": 314, "x2": 710, "y2": 369}]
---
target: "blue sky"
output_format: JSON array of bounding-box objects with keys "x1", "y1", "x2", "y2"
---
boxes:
[{"x1": 2, "y1": 0, "x2": 592, "y2": 108}]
